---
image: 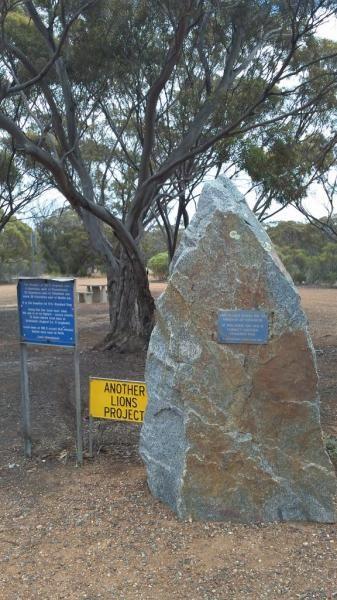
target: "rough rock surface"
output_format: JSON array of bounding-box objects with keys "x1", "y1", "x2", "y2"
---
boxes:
[{"x1": 140, "y1": 176, "x2": 336, "y2": 523}]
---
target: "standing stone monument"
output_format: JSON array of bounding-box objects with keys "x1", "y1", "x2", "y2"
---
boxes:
[{"x1": 140, "y1": 176, "x2": 336, "y2": 523}]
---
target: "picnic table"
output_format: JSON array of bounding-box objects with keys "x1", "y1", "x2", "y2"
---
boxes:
[{"x1": 77, "y1": 283, "x2": 107, "y2": 304}]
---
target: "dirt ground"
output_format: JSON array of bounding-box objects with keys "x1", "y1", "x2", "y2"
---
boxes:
[{"x1": 0, "y1": 281, "x2": 337, "y2": 600}]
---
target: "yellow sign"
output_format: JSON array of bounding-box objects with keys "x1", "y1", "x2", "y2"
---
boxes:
[{"x1": 89, "y1": 378, "x2": 147, "y2": 423}]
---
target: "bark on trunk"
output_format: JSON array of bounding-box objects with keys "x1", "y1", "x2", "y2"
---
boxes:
[
  {"x1": 103, "y1": 249, "x2": 155, "y2": 352},
  {"x1": 78, "y1": 209, "x2": 155, "y2": 352}
]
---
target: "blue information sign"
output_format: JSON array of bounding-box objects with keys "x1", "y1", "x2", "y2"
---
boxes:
[
  {"x1": 218, "y1": 309, "x2": 268, "y2": 345},
  {"x1": 17, "y1": 278, "x2": 76, "y2": 347}
]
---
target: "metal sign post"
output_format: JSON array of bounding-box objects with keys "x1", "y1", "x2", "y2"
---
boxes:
[
  {"x1": 73, "y1": 280, "x2": 82, "y2": 464},
  {"x1": 17, "y1": 278, "x2": 82, "y2": 464},
  {"x1": 88, "y1": 414, "x2": 94, "y2": 458},
  {"x1": 19, "y1": 342, "x2": 32, "y2": 458}
]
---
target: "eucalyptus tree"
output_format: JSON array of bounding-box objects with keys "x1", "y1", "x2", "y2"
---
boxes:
[
  {"x1": 1, "y1": 0, "x2": 337, "y2": 350},
  {"x1": 0, "y1": 210, "x2": 33, "y2": 279},
  {"x1": 0, "y1": 147, "x2": 49, "y2": 230},
  {"x1": 235, "y1": 34, "x2": 337, "y2": 224},
  {"x1": 36, "y1": 207, "x2": 104, "y2": 275}
]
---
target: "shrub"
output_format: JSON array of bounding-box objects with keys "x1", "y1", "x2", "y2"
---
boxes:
[{"x1": 147, "y1": 251, "x2": 169, "y2": 279}]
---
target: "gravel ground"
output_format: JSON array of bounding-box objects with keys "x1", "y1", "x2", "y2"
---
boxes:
[{"x1": 0, "y1": 284, "x2": 336, "y2": 599}]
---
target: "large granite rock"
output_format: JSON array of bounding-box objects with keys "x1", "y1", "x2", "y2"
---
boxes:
[{"x1": 140, "y1": 176, "x2": 336, "y2": 523}]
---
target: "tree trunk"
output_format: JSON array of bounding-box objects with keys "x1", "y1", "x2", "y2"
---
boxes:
[
  {"x1": 103, "y1": 248, "x2": 155, "y2": 352},
  {"x1": 78, "y1": 209, "x2": 155, "y2": 352}
]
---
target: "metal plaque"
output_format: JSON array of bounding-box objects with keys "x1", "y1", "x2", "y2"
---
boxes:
[
  {"x1": 217, "y1": 309, "x2": 268, "y2": 344},
  {"x1": 17, "y1": 278, "x2": 76, "y2": 347}
]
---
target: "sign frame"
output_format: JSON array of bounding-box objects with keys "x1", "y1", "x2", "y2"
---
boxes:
[
  {"x1": 17, "y1": 277, "x2": 76, "y2": 347},
  {"x1": 17, "y1": 277, "x2": 83, "y2": 464},
  {"x1": 88, "y1": 377, "x2": 148, "y2": 457},
  {"x1": 217, "y1": 309, "x2": 269, "y2": 345}
]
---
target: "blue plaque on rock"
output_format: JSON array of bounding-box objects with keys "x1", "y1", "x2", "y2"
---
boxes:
[
  {"x1": 217, "y1": 309, "x2": 268, "y2": 344},
  {"x1": 18, "y1": 278, "x2": 76, "y2": 347}
]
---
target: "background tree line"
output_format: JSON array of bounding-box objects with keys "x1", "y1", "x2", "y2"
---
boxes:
[
  {"x1": 0, "y1": 207, "x2": 102, "y2": 279},
  {"x1": 2, "y1": 209, "x2": 337, "y2": 286},
  {"x1": 0, "y1": 206, "x2": 174, "y2": 280},
  {"x1": 146, "y1": 219, "x2": 337, "y2": 284},
  {"x1": 268, "y1": 219, "x2": 337, "y2": 284}
]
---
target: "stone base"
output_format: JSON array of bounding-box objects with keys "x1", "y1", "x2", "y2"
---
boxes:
[{"x1": 140, "y1": 177, "x2": 336, "y2": 523}]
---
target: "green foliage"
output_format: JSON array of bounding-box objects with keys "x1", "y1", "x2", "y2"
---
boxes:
[
  {"x1": 13, "y1": 0, "x2": 334, "y2": 220},
  {"x1": 0, "y1": 216, "x2": 31, "y2": 259},
  {"x1": 140, "y1": 228, "x2": 168, "y2": 263},
  {"x1": 4, "y1": 9, "x2": 51, "y2": 80},
  {"x1": 147, "y1": 251, "x2": 169, "y2": 279},
  {"x1": 268, "y1": 221, "x2": 327, "y2": 254},
  {"x1": 0, "y1": 215, "x2": 33, "y2": 280},
  {"x1": 267, "y1": 221, "x2": 337, "y2": 285},
  {"x1": 67, "y1": 0, "x2": 174, "y2": 87},
  {"x1": 240, "y1": 132, "x2": 321, "y2": 207},
  {"x1": 0, "y1": 150, "x2": 19, "y2": 186},
  {"x1": 37, "y1": 208, "x2": 105, "y2": 276}
]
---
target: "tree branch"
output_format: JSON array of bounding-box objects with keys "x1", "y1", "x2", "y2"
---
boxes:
[
  {"x1": 4, "y1": 3, "x2": 95, "y2": 97},
  {"x1": 137, "y1": 12, "x2": 191, "y2": 186}
]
